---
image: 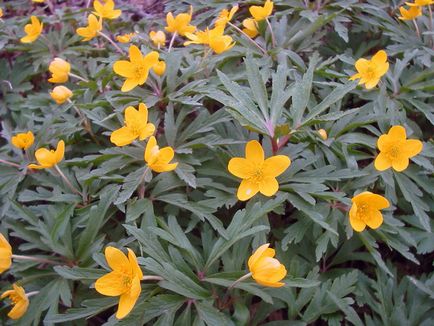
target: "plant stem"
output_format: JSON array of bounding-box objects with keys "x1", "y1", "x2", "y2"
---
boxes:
[
  {"x1": 228, "y1": 22, "x2": 267, "y2": 54},
  {"x1": 428, "y1": 5, "x2": 434, "y2": 48},
  {"x1": 265, "y1": 18, "x2": 276, "y2": 47},
  {"x1": 69, "y1": 72, "x2": 89, "y2": 83},
  {"x1": 141, "y1": 275, "x2": 164, "y2": 281},
  {"x1": 26, "y1": 291, "x2": 39, "y2": 298},
  {"x1": 12, "y1": 254, "x2": 59, "y2": 265},
  {"x1": 0, "y1": 159, "x2": 20, "y2": 168},
  {"x1": 412, "y1": 19, "x2": 420, "y2": 38},
  {"x1": 228, "y1": 272, "x2": 252, "y2": 290},
  {"x1": 54, "y1": 164, "x2": 83, "y2": 197},
  {"x1": 98, "y1": 31, "x2": 126, "y2": 55},
  {"x1": 137, "y1": 167, "x2": 150, "y2": 199},
  {"x1": 67, "y1": 100, "x2": 100, "y2": 145},
  {"x1": 168, "y1": 32, "x2": 177, "y2": 52}
]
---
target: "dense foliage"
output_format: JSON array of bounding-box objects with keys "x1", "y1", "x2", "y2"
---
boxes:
[{"x1": 0, "y1": 0, "x2": 433, "y2": 325}]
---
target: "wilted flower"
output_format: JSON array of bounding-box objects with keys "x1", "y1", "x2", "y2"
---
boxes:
[
  {"x1": 48, "y1": 58, "x2": 71, "y2": 83},
  {"x1": 398, "y1": 6, "x2": 422, "y2": 20},
  {"x1": 110, "y1": 103, "x2": 155, "y2": 146},
  {"x1": 228, "y1": 140, "x2": 291, "y2": 201},
  {"x1": 349, "y1": 50, "x2": 389, "y2": 89},
  {"x1": 215, "y1": 5, "x2": 239, "y2": 28},
  {"x1": 20, "y1": 16, "x2": 43, "y2": 43},
  {"x1": 318, "y1": 129, "x2": 328, "y2": 140},
  {"x1": 406, "y1": 0, "x2": 434, "y2": 6},
  {"x1": 1, "y1": 284, "x2": 29, "y2": 320},
  {"x1": 28, "y1": 140, "x2": 64, "y2": 169},
  {"x1": 145, "y1": 136, "x2": 178, "y2": 173},
  {"x1": 76, "y1": 14, "x2": 102, "y2": 41},
  {"x1": 249, "y1": 0, "x2": 273, "y2": 21},
  {"x1": 165, "y1": 6, "x2": 196, "y2": 36},
  {"x1": 116, "y1": 32, "x2": 136, "y2": 43},
  {"x1": 185, "y1": 25, "x2": 235, "y2": 54},
  {"x1": 242, "y1": 18, "x2": 259, "y2": 38},
  {"x1": 248, "y1": 243, "x2": 287, "y2": 287},
  {"x1": 95, "y1": 247, "x2": 143, "y2": 319},
  {"x1": 50, "y1": 86, "x2": 73, "y2": 104},
  {"x1": 149, "y1": 30, "x2": 166, "y2": 47},
  {"x1": 0, "y1": 233, "x2": 12, "y2": 274},
  {"x1": 93, "y1": 0, "x2": 121, "y2": 19},
  {"x1": 349, "y1": 192, "x2": 389, "y2": 232},
  {"x1": 152, "y1": 61, "x2": 166, "y2": 76},
  {"x1": 11, "y1": 131, "x2": 34, "y2": 150},
  {"x1": 374, "y1": 125, "x2": 423, "y2": 172},
  {"x1": 113, "y1": 45, "x2": 159, "y2": 92}
]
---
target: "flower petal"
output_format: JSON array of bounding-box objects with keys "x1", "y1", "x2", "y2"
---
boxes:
[
  {"x1": 391, "y1": 157, "x2": 409, "y2": 172},
  {"x1": 237, "y1": 179, "x2": 259, "y2": 201},
  {"x1": 368, "y1": 194, "x2": 390, "y2": 210},
  {"x1": 374, "y1": 152, "x2": 391, "y2": 171},
  {"x1": 95, "y1": 271, "x2": 129, "y2": 296},
  {"x1": 129, "y1": 45, "x2": 143, "y2": 63},
  {"x1": 121, "y1": 78, "x2": 140, "y2": 92},
  {"x1": 405, "y1": 139, "x2": 423, "y2": 158},
  {"x1": 127, "y1": 249, "x2": 143, "y2": 280},
  {"x1": 354, "y1": 58, "x2": 369, "y2": 73},
  {"x1": 349, "y1": 215, "x2": 366, "y2": 232},
  {"x1": 371, "y1": 50, "x2": 387, "y2": 65},
  {"x1": 245, "y1": 140, "x2": 264, "y2": 164},
  {"x1": 110, "y1": 127, "x2": 137, "y2": 146},
  {"x1": 105, "y1": 246, "x2": 131, "y2": 272},
  {"x1": 116, "y1": 277, "x2": 141, "y2": 319},
  {"x1": 228, "y1": 158, "x2": 255, "y2": 179},
  {"x1": 113, "y1": 61, "x2": 136, "y2": 78},
  {"x1": 259, "y1": 176, "x2": 279, "y2": 197},
  {"x1": 262, "y1": 155, "x2": 291, "y2": 177},
  {"x1": 248, "y1": 243, "x2": 270, "y2": 271},
  {"x1": 365, "y1": 210, "x2": 383, "y2": 229},
  {"x1": 55, "y1": 140, "x2": 65, "y2": 164},
  {"x1": 388, "y1": 125, "x2": 406, "y2": 140}
]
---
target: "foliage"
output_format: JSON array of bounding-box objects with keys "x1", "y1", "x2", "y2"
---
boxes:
[{"x1": 0, "y1": 0, "x2": 433, "y2": 325}]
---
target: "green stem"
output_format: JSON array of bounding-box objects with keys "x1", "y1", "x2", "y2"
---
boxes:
[
  {"x1": 12, "y1": 254, "x2": 59, "y2": 265},
  {"x1": 228, "y1": 22, "x2": 267, "y2": 54},
  {"x1": 54, "y1": 164, "x2": 83, "y2": 197},
  {"x1": 228, "y1": 272, "x2": 252, "y2": 290},
  {"x1": 168, "y1": 32, "x2": 177, "y2": 52},
  {"x1": 68, "y1": 72, "x2": 89, "y2": 83},
  {"x1": 141, "y1": 275, "x2": 163, "y2": 281},
  {"x1": 98, "y1": 31, "x2": 126, "y2": 55},
  {"x1": 265, "y1": 18, "x2": 276, "y2": 47},
  {"x1": 0, "y1": 159, "x2": 20, "y2": 168},
  {"x1": 137, "y1": 167, "x2": 150, "y2": 199}
]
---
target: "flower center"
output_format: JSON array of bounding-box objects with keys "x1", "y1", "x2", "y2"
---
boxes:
[
  {"x1": 385, "y1": 145, "x2": 401, "y2": 160},
  {"x1": 364, "y1": 66, "x2": 376, "y2": 80},
  {"x1": 357, "y1": 203, "x2": 370, "y2": 222},
  {"x1": 8, "y1": 293, "x2": 21, "y2": 304},
  {"x1": 249, "y1": 167, "x2": 264, "y2": 184},
  {"x1": 134, "y1": 65, "x2": 147, "y2": 78},
  {"x1": 122, "y1": 275, "x2": 132, "y2": 288}
]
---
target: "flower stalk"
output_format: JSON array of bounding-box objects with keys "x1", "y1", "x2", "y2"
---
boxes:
[
  {"x1": 11, "y1": 254, "x2": 59, "y2": 265},
  {"x1": 228, "y1": 272, "x2": 252, "y2": 290},
  {"x1": 265, "y1": 18, "x2": 276, "y2": 47},
  {"x1": 68, "y1": 72, "x2": 89, "y2": 83},
  {"x1": 54, "y1": 164, "x2": 83, "y2": 197},
  {"x1": 168, "y1": 32, "x2": 177, "y2": 52},
  {"x1": 97, "y1": 31, "x2": 126, "y2": 55},
  {"x1": 228, "y1": 22, "x2": 266, "y2": 54}
]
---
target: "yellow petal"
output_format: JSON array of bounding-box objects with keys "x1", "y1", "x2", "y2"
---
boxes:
[
  {"x1": 365, "y1": 210, "x2": 383, "y2": 229},
  {"x1": 262, "y1": 155, "x2": 291, "y2": 177},
  {"x1": 367, "y1": 193, "x2": 389, "y2": 210},
  {"x1": 388, "y1": 125, "x2": 406, "y2": 140},
  {"x1": 237, "y1": 178, "x2": 259, "y2": 201},
  {"x1": 245, "y1": 140, "x2": 264, "y2": 164},
  {"x1": 228, "y1": 158, "x2": 256, "y2": 179},
  {"x1": 121, "y1": 78, "x2": 140, "y2": 92},
  {"x1": 364, "y1": 78, "x2": 380, "y2": 89},
  {"x1": 349, "y1": 211, "x2": 366, "y2": 232},
  {"x1": 55, "y1": 140, "x2": 65, "y2": 164},
  {"x1": 129, "y1": 45, "x2": 143, "y2": 64},
  {"x1": 259, "y1": 176, "x2": 279, "y2": 197},
  {"x1": 139, "y1": 124, "x2": 155, "y2": 141},
  {"x1": 145, "y1": 136, "x2": 157, "y2": 163},
  {"x1": 391, "y1": 157, "x2": 409, "y2": 172},
  {"x1": 110, "y1": 127, "x2": 137, "y2": 146},
  {"x1": 159, "y1": 146, "x2": 175, "y2": 163},
  {"x1": 405, "y1": 139, "x2": 423, "y2": 157},
  {"x1": 371, "y1": 50, "x2": 387, "y2": 65},
  {"x1": 95, "y1": 271, "x2": 129, "y2": 296},
  {"x1": 127, "y1": 249, "x2": 143, "y2": 280},
  {"x1": 116, "y1": 277, "x2": 141, "y2": 319},
  {"x1": 354, "y1": 58, "x2": 369, "y2": 73},
  {"x1": 35, "y1": 148, "x2": 55, "y2": 167},
  {"x1": 374, "y1": 152, "x2": 392, "y2": 171},
  {"x1": 8, "y1": 297, "x2": 29, "y2": 320},
  {"x1": 113, "y1": 61, "x2": 137, "y2": 78},
  {"x1": 105, "y1": 246, "x2": 131, "y2": 272},
  {"x1": 248, "y1": 243, "x2": 271, "y2": 271}
]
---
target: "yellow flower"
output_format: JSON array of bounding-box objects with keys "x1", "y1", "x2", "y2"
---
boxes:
[
  {"x1": 242, "y1": 18, "x2": 259, "y2": 38},
  {"x1": 215, "y1": 5, "x2": 239, "y2": 28},
  {"x1": 349, "y1": 192, "x2": 389, "y2": 232},
  {"x1": 406, "y1": 0, "x2": 434, "y2": 6},
  {"x1": 152, "y1": 60, "x2": 166, "y2": 76},
  {"x1": 349, "y1": 50, "x2": 389, "y2": 89},
  {"x1": 1, "y1": 284, "x2": 29, "y2": 320},
  {"x1": 32, "y1": 0, "x2": 45, "y2": 2},
  {"x1": 110, "y1": 103, "x2": 155, "y2": 146},
  {"x1": 50, "y1": 86, "x2": 73, "y2": 104},
  {"x1": 165, "y1": 6, "x2": 196, "y2": 36},
  {"x1": 228, "y1": 140, "x2": 291, "y2": 201},
  {"x1": 149, "y1": 30, "x2": 166, "y2": 47},
  {"x1": 116, "y1": 32, "x2": 136, "y2": 43},
  {"x1": 318, "y1": 129, "x2": 328, "y2": 140},
  {"x1": 248, "y1": 243, "x2": 287, "y2": 287},
  {"x1": 185, "y1": 26, "x2": 235, "y2": 54},
  {"x1": 20, "y1": 16, "x2": 43, "y2": 43},
  {"x1": 28, "y1": 140, "x2": 65, "y2": 170},
  {"x1": 249, "y1": 0, "x2": 273, "y2": 21},
  {"x1": 48, "y1": 58, "x2": 71, "y2": 83},
  {"x1": 0, "y1": 233, "x2": 12, "y2": 274},
  {"x1": 93, "y1": 0, "x2": 121, "y2": 19},
  {"x1": 398, "y1": 6, "x2": 422, "y2": 20},
  {"x1": 144, "y1": 136, "x2": 178, "y2": 173},
  {"x1": 0, "y1": 8, "x2": 3, "y2": 18},
  {"x1": 374, "y1": 125, "x2": 423, "y2": 172},
  {"x1": 76, "y1": 14, "x2": 102, "y2": 41},
  {"x1": 95, "y1": 247, "x2": 143, "y2": 319},
  {"x1": 11, "y1": 131, "x2": 34, "y2": 150},
  {"x1": 113, "y1": 45, "x2": 159, "y2": 92}
]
